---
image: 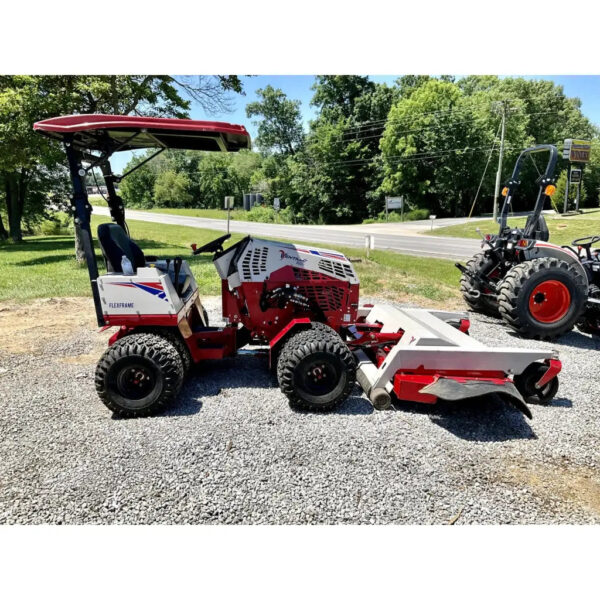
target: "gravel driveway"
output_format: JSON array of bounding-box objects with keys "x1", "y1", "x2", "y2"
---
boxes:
[{"x1": 1, "y1": 296, "x2": 599, "y2": 524}]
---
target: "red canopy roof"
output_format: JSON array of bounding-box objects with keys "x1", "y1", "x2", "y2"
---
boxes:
[{"x1": 33, "y1": 114, "x2": 251, "y2": 153}]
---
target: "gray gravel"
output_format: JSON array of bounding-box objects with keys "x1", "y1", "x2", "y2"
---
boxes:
[{"x1": 1, "y1": 297, "x2": 600, "y2": 524}]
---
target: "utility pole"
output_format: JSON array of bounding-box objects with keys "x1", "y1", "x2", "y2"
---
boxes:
[{"x1": 492, "y1": 101, "x2": 507, "y2": 223}]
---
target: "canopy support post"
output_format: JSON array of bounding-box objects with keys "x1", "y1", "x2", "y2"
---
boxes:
[
  {"x1": 65, "y1": 137, "x2": 105, "y2": 327},
  {"x1": 100, "y1": 160, "x2": 127, "y2": 231}
]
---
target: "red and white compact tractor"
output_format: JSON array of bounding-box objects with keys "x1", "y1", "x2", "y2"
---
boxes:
[{"x1": 35, "y1": 115, "x2": 562, "y2": 419}]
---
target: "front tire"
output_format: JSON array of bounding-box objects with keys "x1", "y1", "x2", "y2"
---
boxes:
[
  {"x1": 95, "y1": 333, "x2": 184, "y2": 417},
  {"x1": 277, "y1": 322, "x2": 356, "y2": 412},
  {"x1": 497, "y1": 257, "x2": 587, "y2": 340}
]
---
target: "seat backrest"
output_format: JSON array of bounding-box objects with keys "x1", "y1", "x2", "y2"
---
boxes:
[
  {"x1": 525, "y1": 214, "x2": 550, "y2": 242},
  {"x1": 97, "y1": 223, "x2": 145, "y2": 272}
]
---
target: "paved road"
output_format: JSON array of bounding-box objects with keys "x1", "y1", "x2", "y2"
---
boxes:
[{"x1": 93, "y1": 206, "x2": 482, "y2": 260}]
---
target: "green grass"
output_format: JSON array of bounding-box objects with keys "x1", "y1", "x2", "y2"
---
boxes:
[
  {"x1": 0, "y1": 216, "x2": 461, "y2": 304},
  {"x1": 431, "y1": 209, "x2": 600, "y2": 246}
]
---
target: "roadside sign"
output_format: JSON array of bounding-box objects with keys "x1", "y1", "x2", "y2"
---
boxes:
[
  {"x1": 570, "y1": 168, "x2": 582, "y2": 184},
  {"x1": 386, "y1": 196, "x2": 403, "y2": 210},
  {"x1": 224, "y1": 196, "x2": 234, "y2": 209},
  {"x1": 563, "y1": 139, "x2": 592, "y2": 163},
  {"x1": 273, "y1": 197, "x2": 281, "y2": 211}
]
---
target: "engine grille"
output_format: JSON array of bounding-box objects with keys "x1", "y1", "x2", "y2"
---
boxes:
[
  {"x1": 302, "y1": 284, "x2": 346, "y2": 312},
  {"x1": 318, "y1": 259, "x2": 355, "y2": 280},
  {"x1": 241, "y1": 246, "x2": 269, "y2": 279},
  {"x1": 292, "y1": 267, "x2": 335, "y2": 281}
]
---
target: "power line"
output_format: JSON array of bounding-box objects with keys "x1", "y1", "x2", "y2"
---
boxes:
[
  {"x1": 337, "y1": 97, "x2": 515, "y2": 133},
  {"x1": 468, "y1": 121, "x2": 502, "y2": 219},
  {"x1": 310, "y1": 98, "x2": 517, "y2": 142},
  {"x1": 314, "y1": 143, "x2": 522, "y2": 170},
  {"x1": 314, "y1": 108, "x2": 563, "y2": 148}
]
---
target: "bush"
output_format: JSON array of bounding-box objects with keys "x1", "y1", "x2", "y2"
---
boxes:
[
  {"x1": 244, "y1": 205, "x2": 295, "y2": 224},
  {"x1": 35, "y1": 213, "x2": 72, "y2": 235},
  {"x1": 363, "y1": 208, "x2": 430, "y2": 224}
]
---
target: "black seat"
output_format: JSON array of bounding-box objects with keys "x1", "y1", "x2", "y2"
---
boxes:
[
  {"x1": 97, "y1": 223, "x2": 191, "y2": 296},
  {"x1": 97, "y1": 223, "x2": 146, "y2": 273}
]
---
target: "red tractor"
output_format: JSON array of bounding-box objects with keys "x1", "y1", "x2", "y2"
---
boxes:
[{"x1": 35, "y1": 115, "x2": 562, "y2": 419}]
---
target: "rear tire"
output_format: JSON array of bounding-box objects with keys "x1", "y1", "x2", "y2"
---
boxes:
[
  {"x1": 277, "y1": 322, "x2": 356, "y2": 412},
  {"x1": 121, "y1": 327, "x2": 192, "y2": 374},
  {"x1": 460, "y1": 252, "x2": 501, "y2": 316},
  {"x1": 497, "y1": 257, "x2": 587, "y2": 340},
  {"x1": 95, "y1": 333, "x2": 184, "y2": 417}
]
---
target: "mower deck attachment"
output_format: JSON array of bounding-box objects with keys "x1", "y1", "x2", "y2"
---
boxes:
[{"x1": 353, "y1": 305, "x2": 559, "y2": 418}]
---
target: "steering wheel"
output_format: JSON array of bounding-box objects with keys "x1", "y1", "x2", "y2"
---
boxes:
[
  {"x1": 192, "y1": 233, "x2": 231, "y2": 255},
  {"x1": 572, "y1": 235, "x2": 600, "y2": 248},
  {"x1": 571, "y1": 235, "x2": 600, "y2": 261}
]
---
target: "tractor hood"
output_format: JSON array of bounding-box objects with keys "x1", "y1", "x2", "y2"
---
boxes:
[{"x1": 33, "y1": 114, "x2": 251, "y2": 153}]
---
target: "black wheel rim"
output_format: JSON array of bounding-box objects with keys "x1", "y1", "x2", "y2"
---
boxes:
[
  {"x1": 296, "y1": 355, "x2": 341, "y2": 400},
  {"x1": 116, "y1": 363, "x2": 156, "y2": 400}
]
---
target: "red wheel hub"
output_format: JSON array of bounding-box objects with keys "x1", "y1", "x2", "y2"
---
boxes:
[{"x1": 528, "y1": 280, "x2": 571, "y2": 323}]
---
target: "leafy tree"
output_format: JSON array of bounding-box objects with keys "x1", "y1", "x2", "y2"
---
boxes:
[
  {"x1": 310, "y1": 76, "x2": 375, "y2": 119},
  {"x1": 287, "y1": 77, "x2": 397, "y2": 223},
  {"x1": 246, "y1": 86, "x2": 304, "y2": 154},
  {"x1": 119, "y1": 150, "x2": 168, "y2": 208},
  {"x1": 582, "y1": 138, "x2": 600, "y2": 206},
  {"x1": 153, "y1": 170, "x2": 192, "y2": 207},
  {"x1": 380, "y1": 79, "x2": 504, "y2": 216},
  {"x1": 0, "y1": 76, "x2": 72, "y2": 241}
]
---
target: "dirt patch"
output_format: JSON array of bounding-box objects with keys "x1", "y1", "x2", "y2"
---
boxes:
[
  {"x1": 0, "y1": 297, "x2": 98, "y2": 355},
  {"x1": 59, "y1": 352, "x2": 104, "y2": 365},
  {"x1": 504, "y1": 459, "x2": 600, "y2": 516}
]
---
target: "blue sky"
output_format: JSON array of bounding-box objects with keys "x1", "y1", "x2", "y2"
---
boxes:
[{"x1": 110, "y1": 75, "x2": 600, "y2": 172}]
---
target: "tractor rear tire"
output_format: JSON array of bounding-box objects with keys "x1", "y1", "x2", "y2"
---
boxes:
[
  {"x1": 277, "y1": 322, "x2": 356, "y2": 412},
  {"x1": 460, "y1": 252, "x2": 501, "y2": 316},
  {"x1": 497, "y1": 257, "x2": 587, "y2": 340},
  {"x1": 95, "y1": 333, "x2": 184, "y2": 417}
]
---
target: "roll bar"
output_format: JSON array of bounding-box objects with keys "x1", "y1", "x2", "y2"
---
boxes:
[{"x1": 498, "y1": 144, "x2": 558, "y2": 234}]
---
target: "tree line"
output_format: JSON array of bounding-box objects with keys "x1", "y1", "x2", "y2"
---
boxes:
[{"x1": 1, "y1": 75, "x2": 599, "y2": 241}]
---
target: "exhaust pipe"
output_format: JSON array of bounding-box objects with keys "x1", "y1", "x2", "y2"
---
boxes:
[{"x1": 466, "y1": 289, "x2": 481, "y2": 299}]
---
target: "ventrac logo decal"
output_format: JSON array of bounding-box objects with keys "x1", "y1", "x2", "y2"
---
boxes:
[
  {"x1": 279, "y1": 250, "x2": 307, "y2": 265},
  {"x1": 109, "y1": 282, "x2": 169, "y2": 301}
]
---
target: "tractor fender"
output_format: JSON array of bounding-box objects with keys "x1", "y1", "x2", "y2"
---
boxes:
[
  {"x1": 522, "y1": 241, "x2": 589, "y2": 284},
  {"x1": 268, "y1": 318, "x2": 312, "y2": 368}
]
